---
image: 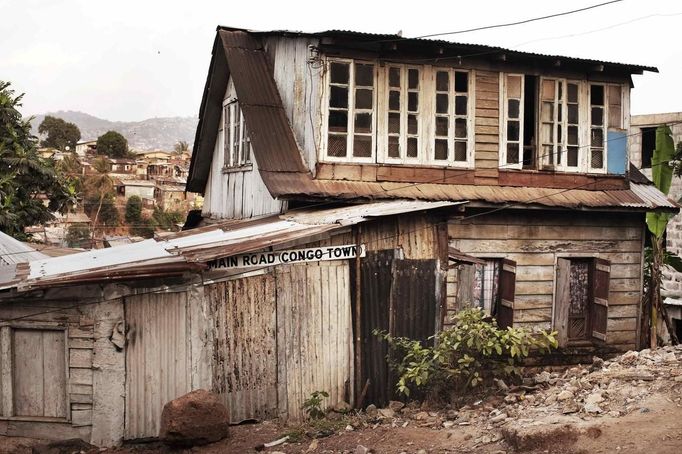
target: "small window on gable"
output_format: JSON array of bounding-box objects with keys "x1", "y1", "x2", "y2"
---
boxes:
[{"x1": 222, "y1": 100, "x2": 251, "y2": 169}]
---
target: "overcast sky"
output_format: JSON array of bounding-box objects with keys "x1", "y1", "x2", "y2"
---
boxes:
[{"x1": 2, "y1": 0, "x2": 680, "y2": 121}]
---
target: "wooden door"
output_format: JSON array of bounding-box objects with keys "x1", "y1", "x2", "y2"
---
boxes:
[{"x1": 124, "y1": 292, "x2": 191, "y2": 440}]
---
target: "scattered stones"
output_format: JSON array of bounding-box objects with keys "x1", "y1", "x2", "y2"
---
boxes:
[
  {"x1": 490, "y1": 412, "x2": 508, "y2": 424},
  {"x1": 557, "y1": 390, "x2": 574, "y2": 401},
  {"x1": 388, "y1": 400, "x2": 405, "y2": 412},
  {"x1": 442, "y1": 421, "x2": 455, "y2": 428},
  {"x1": 365, "y1": 404, "x2": 378, "y2": 417},
  {"x1": 377, "y1": 408, "x2": 395, "y2": 419},
  {"x1": 355, "y1": 445, "x2": 371, "y2": 454},
  {"x1": 159, "y1": 389, "x2": 229, "y2": 447},
  {"x1": 335, "y1": 401, "x2": 352, "y2": 413}
]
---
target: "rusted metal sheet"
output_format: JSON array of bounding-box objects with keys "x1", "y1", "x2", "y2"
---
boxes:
[
  {"x1": 124, "y1": 292, "x2": 191, "y2": 439},
  {"x1": 358, "y1": 250, "x2": 439, "y2": 407},
  {"x1": 0, "y1": 231, "x2": 48, "y2": 266},
  {"x1": 207, "y1": 275, "x2": 278, "y2": 423}
]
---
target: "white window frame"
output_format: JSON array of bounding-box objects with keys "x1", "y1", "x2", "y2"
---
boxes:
[
  {"x1": 321, "y1": 58, "x2": 377, "y2": 164},
  {"x1": 321, "y1": 58, "x2": 475, "y2": 168},
  {"x1": 222, "y1": 98, "x2": 252, "y2": 169},
  {"x1": 499, "y1": 74, "x2": 525, "y2": 170}
]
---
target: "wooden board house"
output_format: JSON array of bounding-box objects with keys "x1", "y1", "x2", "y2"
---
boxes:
[{"x1": 0, "y1": 26, "x2": 677, "y2": 447}]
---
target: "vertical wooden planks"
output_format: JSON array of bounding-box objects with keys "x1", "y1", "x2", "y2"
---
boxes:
[
  {"x1": 42, "y1": 331, "x2": 67, "y2": 418},
  {"x1": 13, "y1": 330, "x2": 44, "y2": 417}
]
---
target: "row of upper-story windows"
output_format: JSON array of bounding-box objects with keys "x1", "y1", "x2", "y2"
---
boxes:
[{"x1": 321, "y1": 58, "x2": 627, "y2": 174}]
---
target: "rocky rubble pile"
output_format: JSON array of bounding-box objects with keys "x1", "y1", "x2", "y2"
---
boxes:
[{"x1": 357, "y1": 345, "x2": 682, "y2": 449}]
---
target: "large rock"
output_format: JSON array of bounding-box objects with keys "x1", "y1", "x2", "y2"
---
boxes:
[{"x1": 159, "y1": 389, "x2": 230, "y2": 447}]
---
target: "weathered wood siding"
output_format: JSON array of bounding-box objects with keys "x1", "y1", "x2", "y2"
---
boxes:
[
  {"x1": 207, "y1": 275, "x2": 278, "y2": 423},
  {"x1": 124, "y1": 292, "x2": 191, "y2": 439},
  {"x1": 202, "y1": 77, "x2": 287, "y2": 220},
  {"x1": 207, "y1": 261, "x2": 353, "y2": 422},
  {"x1": 264, "y1": 36, "x2": 322, "y2": 172},
  {"x1": 474, "y1": 70, "x2": 500, "y2": 184},
  {"x1": 448, "y1": 211, "x2": 644, "y2": 351},
  {"x1": 359, "y1": 214, "x2": 443, "y2": 260}
]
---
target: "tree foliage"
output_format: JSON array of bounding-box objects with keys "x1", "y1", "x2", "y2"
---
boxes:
[
  {"x1": 38, "y1": 116, "x2": 81, "y2": 151},
  {"x1": 173, "y1": 140, "x2": 189, "y2": 153},
  {"x1": 0, "y1": 81, "x2": 70, "y2": 239},
  {"x1": 151, "y1": 206, "x2": 184, "y2": 231},
  {"x1": 96, "y1": 131, "x2": 128, "y2": 158},
  {"x1": 65, "y1": 224, "x2": 91, "y2": 248},
  {"x1": 646, "y1": 125, "x2": 676, "y2": 238},
  {"x1": 125, "y1": 196, "x2": 143, "y2": 224},
  {"x1": 377, "y1": 309, "x2": 557, "y2": 399}
]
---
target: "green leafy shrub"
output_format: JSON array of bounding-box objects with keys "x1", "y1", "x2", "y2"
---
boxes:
[
  {"x1": 376, "y1": 308, "x2": 557, "y2": 398},
  {"x1": 301, "y1": 390, "x2": 329, "y2": 420}
]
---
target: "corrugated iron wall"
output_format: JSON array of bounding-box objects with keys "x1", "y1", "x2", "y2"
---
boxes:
[
  {"x1": 207, "y1": 275, "x2": 278, "y2": 423},
  {"x1": 124, "y1": 292, "x2": 191, "y2": 440},
  {"x1": 276, "y1": 262, "x2": 354, "y2": 420}
]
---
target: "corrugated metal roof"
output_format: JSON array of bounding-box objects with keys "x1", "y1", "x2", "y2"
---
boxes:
[
  {"x1": 0, "y1": 231, "x2": 48, "y2": 266},
  {"x1": 1, "y1": 200, "x2": 463, "y2": 291},
  {"x1": 258, "y1": 171, "x2": 678, "y2": 211}
]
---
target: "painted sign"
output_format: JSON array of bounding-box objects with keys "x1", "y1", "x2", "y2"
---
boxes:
[{"x1": 207, "y1": 244, "x2": 366, "y2": 270}]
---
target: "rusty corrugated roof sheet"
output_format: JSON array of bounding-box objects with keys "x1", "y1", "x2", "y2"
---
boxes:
[{"x1": 0, "y1": 200, "x2": 463, "y2": 291}]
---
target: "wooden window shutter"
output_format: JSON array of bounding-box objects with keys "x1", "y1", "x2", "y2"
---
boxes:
[
  {"x1": 497, "y1": 259, "x2": 516, "y2": 329},
  {"x1": 591, "y1": 258, "x2": 610, "y2": 342}
]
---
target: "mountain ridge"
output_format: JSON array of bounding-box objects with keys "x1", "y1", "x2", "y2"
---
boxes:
[{"x1": 30, "y1": 110, "x2": 198, "y2": 151}]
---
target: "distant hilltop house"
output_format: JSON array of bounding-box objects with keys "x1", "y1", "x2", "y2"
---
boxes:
[
  {"x1": 75, "y1": 139, "x2": 97, "y2": 157},
  {"x1": 630, "y1": 112, "x2": 682, "y2": 341}
]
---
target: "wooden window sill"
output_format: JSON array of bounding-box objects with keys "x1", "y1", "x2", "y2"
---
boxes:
[{"x1": 222, "y1": 164, "x2": 253, "y2": 174}]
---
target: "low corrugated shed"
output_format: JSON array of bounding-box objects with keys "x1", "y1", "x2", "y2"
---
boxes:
[
  {"x1": 0, "y1": 231, "x2": 48, "y2": 266},
  {"x1": 0, "y1": 200, "x2": 463, "y2": 291}
]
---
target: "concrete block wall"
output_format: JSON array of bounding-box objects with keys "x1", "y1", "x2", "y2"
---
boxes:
[{"x1": 631, "y1": 113, "x2": 682, "y2": 299}]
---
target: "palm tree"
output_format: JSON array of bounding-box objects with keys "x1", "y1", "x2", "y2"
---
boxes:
[
  {"x1": 83, "y1": 156, "x2": 113, "y2": 241},
  {"x1": 173, "y1": 140, "x2": 189, "y2": 154}
]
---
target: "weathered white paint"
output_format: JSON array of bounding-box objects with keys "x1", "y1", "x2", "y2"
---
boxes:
[{"x1": 202, "y1": 77, "x2": 286, "y2": 220}]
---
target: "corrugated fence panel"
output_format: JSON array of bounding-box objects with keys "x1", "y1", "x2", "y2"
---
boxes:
[
  {"x1": 124, "y1": 292, "x2": 191, "y2": 440},
  {"x1": 208, "y1": 275, "x2": 278, "y2": 422},
  {"x1": 276, "y1": 262, "x2": 353, "y2": 421}
]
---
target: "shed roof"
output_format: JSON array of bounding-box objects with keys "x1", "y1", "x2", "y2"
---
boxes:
[
  {"x1": 0, "y1": 200, "x2": 462, "y2": 291},
  {"x1": 0, "y1": 231, "x2": 48, "y2": 266}
]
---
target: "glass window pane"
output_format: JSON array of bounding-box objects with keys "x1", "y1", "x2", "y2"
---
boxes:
[
  {"x1": 567, "y1": 83, "x2": 578, "y2": 103},
  {"x1": 329, "y1": 86, "x2": 348, "y2": 108},
  {"x1": 353, "y1": 135, "x2": 372, "y2": 157},
  {"x1": 609, "y1": 85, "x2": 622, "y2": 106},
  {"x1": 507, "y1": 120, "x2": 520, "y2": 141},
  {"x1": 591, "y1": 107, "x2": 603, "y2": 126},
  {"x1": 408, "y1": 115, "x2": 418, "y2": 134},
  {"x1": 436, "y1": 94, "x2": 448, "y2": 114},
  {"x1": 541, "y1": 102, "x2": 554, "y2": 122},
  {"x1": 567, "y1": 104, "x2": 579, "y2": 124},
  {"x1": 388, "y1": 136, "x2": 400, "y2": 158},
  {"x1": 591, "y1": 128, "x2": 604, "y2": 147},
  {"x1": 435, "y1": 116, "x2": 449, "y2": 136},
  {"x1": 407, "y1": 137, "x2": 418, "y2": 157},
  {"x1": 507, "y1": 75, "x2": 522, "y2": 98},
  {"x1": 330, "y1": 62, "x2": 349, "y2": 84},
  {"x1": 541, "y1": 79, "x2": 555, "y2": 101},
  {"x1": 328, "y1": 110, "x2": 348, "y2": 132},
  {"x1": 355, "y1": 89, "x2": 373, "y2": 109},
  {"x1": 591, "y1": 148, "x2": 604, "y2": 168},
  {"x1": 455, "y1": 72, "x2": 468, "y2": 92},
  {"x1": 609, "y1": 105, "x2": 622, "y2": 129},
  {"x1": 389, "y1": 67, "x2": 400, "y2": 87},
  {"x1": 436, "y1": 71, "x2": 449, "y2": 91},
  {"x1": 567, "y1": 146, "x2": 579, "y2": 167},
  {"x1": 388, "y1": 112, "x2": 400, "y2": 134},
  {"x1": 454, "y1": 140, "x2": 467, "y2": 161},
  {"x1": 355, "y1": 63, "x2": 374, "y2": 87},
  {"x1": 542, "y1": 124, "x2": 553, "y2": 143},
  {"x1": 408, "y1": 92, "x2": 419, "y2": 112},
  {"x1": 354, "y1": 113, "x2": 372, "y2": 133},
  {"x1": 507, "y1": 99, "x2": 520, "y2": 119},
  {"x1": 557, "y1": 124, "x2": 562, "y2": 142},
  {"x1": 327, "y1": 134, "x2": 347, "y2": 157},
  {"x1": 434, "y1": 139, "x2": 448, "y2": 160},
  {"x1": 506, "y1": 143, "x2": 519, "y2": 164},
  {"x1": 389, "y1": 90, "x2": 400, "y2": 111},
  {"x1": 591, "y1": 85, "x2": 604, "y2": 106},
  {"x1": 544, "y1": 145, "x2": 554, "y2": 164},
  {"x1": 408, "y1": 69, "x2": 419, "y2": 89},
  {"x1": 455, "y1": 118, "x2": 467, "y2": 138},
  {"x1": 568, "y1": 125, "x2": 578, "y2": 145},
  {"x1": 455, "y1": 96, "x2": 467, "y2": 115}
]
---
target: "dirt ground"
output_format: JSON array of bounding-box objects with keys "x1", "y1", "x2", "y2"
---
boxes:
[{"x1": 2, "y1": 346, "x2": 681, "y2": 454}]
